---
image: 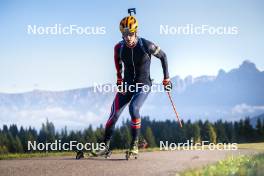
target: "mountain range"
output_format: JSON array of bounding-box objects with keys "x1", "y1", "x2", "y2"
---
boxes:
[{"x1": 0, "y1": 60, "x2": 263, "y2": 130}]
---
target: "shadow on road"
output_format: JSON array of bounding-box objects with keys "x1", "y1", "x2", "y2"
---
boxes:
[{"x1": 85, "y1": 157, "x2": 127, "y2": 161}]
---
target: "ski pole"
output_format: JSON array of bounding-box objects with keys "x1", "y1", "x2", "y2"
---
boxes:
[{"x1": 166, "y1": 91, "x2": 183, "y2": 128}]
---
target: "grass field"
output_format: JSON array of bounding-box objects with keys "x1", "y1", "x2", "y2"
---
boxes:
[{"x1": 237, "y1": 142, "x2": 264, "y2": 151}]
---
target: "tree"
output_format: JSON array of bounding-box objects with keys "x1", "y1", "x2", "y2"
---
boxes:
[
  {"x1": 111, "y1": 128, "x2": 123, "y2": 149},
  {"x1": 193, "y1": 122, "x2": 201, "y2": 144},
  {"x1": 144, "y1": 126, "x2": 156, "y2": 147},
  {"x1": 215, "y1": 120, "x2": 229, "y2": 143},
  {"x1": 202, "y1": 121, "x2": 210, "y2": 141},
  {"x1": 9, "y1": 124, "x2": 18, "y2": 137},
  {"x1": 0, "y1": 145, "x2": 8, "y2": 154},
  {"x1": 120, "y1": 126, "x2": 131, "y2": 149},
  {"x1": 7, "y1": 132, "x2": 16, "y2": 153},
  {"x1": 243, "y1": 117, "x2": 255, "y2": 142},
  {"x1": 94, "y1": 125, "x2": 104, "y2": 143},
  {"x1": 262, "y1": 119, "x2": 264, "y2": 141},
  {"x1": 83, "y1": 125, "x2": 96, "y2": 143},
  {"x1": 238, "y1": 119, "x2": 245, "y2": 143},
  {"x1": 256, "y1": 118, "x2": 264, "y2": 141},
  {"x1": 18, "y1": 127, "x2": 27, "y2": 152},
  {"x1": 14, "y1": 136, "x2": 23, "y2": 153},
  {"x1": 38, "y1": 119, "x2": 55, "y2": 144},
  {"x1": 60, "y1": 126, "x2": 68, "y2": 144},
  {"x1": 206, "y1": 123, "x2": 217, "y2": 144},
  {"x1": 185, "y1": 120, "x2": 193, "y2": 140},
  {"x1": 0, "y1": 132, "x2": 9, "y2": 154}
]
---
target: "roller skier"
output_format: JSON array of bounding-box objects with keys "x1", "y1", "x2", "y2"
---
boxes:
[{"x1": 76, "y1": 8, "x2": 172, "y2": 160}]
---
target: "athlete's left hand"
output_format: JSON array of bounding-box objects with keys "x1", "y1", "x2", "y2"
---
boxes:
[{"x1": 163, "y1": 78, "x2": 172, "y2": 92}]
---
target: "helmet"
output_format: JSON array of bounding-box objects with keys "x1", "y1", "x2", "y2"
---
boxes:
[{"x1": 119, "y1": 16, "x2": 138, "y2": 34}]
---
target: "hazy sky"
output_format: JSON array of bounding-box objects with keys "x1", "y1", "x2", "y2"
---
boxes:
[{"x1": 0, "y1": 0, "x2": 263, "y2": 93}]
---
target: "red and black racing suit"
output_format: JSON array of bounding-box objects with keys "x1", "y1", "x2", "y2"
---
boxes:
[{"x1": 104, "y1": 37, "x2": 170, "y2": 144}]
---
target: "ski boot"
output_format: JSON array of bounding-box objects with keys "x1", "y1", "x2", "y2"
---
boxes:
[
  {"x1": 126, "y1": 140, "x2": 139, "y2": 160},
  {"x1": 91, "y1": 141, "x2": 112, "y2": 159},
  {"x1": 75, "y1": 150, "x2": 84, "y2": 160}
]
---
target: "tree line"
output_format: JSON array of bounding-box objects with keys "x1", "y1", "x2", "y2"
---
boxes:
[{"x1": 0, "y1": 116, "x2": 264, "y2": 154}]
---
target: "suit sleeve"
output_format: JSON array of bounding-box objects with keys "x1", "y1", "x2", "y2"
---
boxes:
[
  {"x1": 114, "y1": 43, "x2": 123, "y2": 80},
  {"x1": 144, "y1": 39, "x2": 170, "y2": 79}
]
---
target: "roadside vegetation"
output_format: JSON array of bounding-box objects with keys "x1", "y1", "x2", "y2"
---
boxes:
[{"x1": 179, "y1": 152, "x2": 264, "y2": 176}]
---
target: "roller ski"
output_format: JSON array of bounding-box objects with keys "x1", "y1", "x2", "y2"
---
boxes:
[
  {"x1": 93, "y1": 149, "x2": 112, "y2": 159},
  {"x1": 125, "y1": 140, "x2": 139, "y2": 160},
  {"x1": 75, "y1": 150, "x2": 84, "y2": 160},
  {"x1": 75, "y1": 150, "x2": 93, "y2": 159},
  {"x1": 91, "y1": 141, "x2": 112, "y2": 159}
]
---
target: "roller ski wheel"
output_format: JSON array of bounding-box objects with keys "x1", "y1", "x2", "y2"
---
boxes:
[
  {"x1": 125, "y1": 151, "x2": 138, "y2": 160},
  {"x1": 104, "y1": 150, "x2": 112, "y2": 159},
  {"x1": 92, "y1": 147, "x2": 112, "y2": 159},
  {"x1": 75, "y1": 151, "x2": 84, "y2": 160}
]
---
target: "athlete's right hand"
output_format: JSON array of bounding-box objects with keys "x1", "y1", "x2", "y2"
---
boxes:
[
  {"x1": 116, "y1": 78, "x2": 126, "y2": 95},
  {"x1": 116, "y1": 78, "x2": 123, "y2": 86}
]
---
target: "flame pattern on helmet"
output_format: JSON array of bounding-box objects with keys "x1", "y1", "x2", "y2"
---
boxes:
[{"x1": 119, "y1": 16, "x2": 138, "y2": 34}]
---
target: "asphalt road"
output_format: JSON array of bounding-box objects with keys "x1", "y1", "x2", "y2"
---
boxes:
[{"x1": 0, "y1": 149, "x2": 258, "y2": 176}]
